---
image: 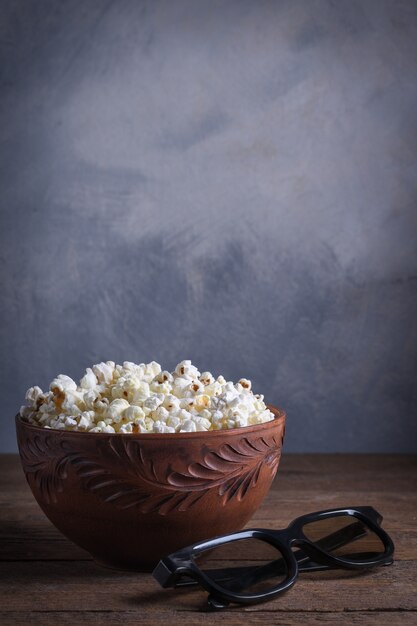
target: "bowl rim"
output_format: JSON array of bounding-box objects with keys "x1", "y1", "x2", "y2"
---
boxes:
[{"x1": 15, "y1": 405, "x2": 285, "y2": 440}]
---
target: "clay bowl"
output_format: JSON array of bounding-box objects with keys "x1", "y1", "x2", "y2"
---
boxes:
[{"x1": 16, "y1": 406, "x2": 285, "y2": 571}]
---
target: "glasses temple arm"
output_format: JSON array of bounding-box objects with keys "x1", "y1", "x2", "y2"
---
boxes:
[{"x1": 301, "y1": 520, "x2": 367, "y2": 564}]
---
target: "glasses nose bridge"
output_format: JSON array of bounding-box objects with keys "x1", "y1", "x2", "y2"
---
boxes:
[{"x1": 282, "y1": 536, "x2": 311, "y2": 564}]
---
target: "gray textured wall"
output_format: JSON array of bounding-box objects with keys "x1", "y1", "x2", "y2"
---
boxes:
[{"x1": 1, "y1": 0, "x2": 416, "y2": 453}]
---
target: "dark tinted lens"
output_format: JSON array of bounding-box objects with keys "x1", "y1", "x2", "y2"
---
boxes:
[
  {"x1": 194, "y1": 537, "x2": 288, "y2": 594},
  {"x1": 302, "y1": 514, "x2": 385, "y2": 561}
]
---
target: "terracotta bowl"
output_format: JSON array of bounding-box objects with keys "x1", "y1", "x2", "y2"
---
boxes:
[{"x1": 16, "y1": 406, "x2": 285, "y2": 571}]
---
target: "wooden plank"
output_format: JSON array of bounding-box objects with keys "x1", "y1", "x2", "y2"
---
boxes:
[
  {"x1": 274, "y1": 457, "x2": 417, "y2": 494},
  {"x1": 0, "y1": 611, "x2": 416, "y2": 626},
  {"x1": 0, "y1": 560, "x2": 416, "y2": 613},
  {"x1": 279, "y1": 453, "x2": 417, "y2": 471},
  {"x1": 258, "y1": 491, "x2": 417, "y2": 519}
]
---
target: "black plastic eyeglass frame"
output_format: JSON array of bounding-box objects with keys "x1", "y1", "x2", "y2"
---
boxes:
[{"x1": 152, "y1": 507, "x2": 394, "y2": 609}]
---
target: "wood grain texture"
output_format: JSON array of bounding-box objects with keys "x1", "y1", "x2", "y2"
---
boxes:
[
  {"x1": 1, "y1": 454, "x2": 416, "y2": 625},
  {"x1": 1, "y1": 613, "x2": 417, "y2": 626}
]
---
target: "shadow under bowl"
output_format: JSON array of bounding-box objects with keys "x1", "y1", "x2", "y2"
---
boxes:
[{"x1": 16, "y1": 406, "x2": 285, "y2": 571}]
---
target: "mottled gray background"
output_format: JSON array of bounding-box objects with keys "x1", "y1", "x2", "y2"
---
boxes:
[{"x1": 1, "y1": 0, "x2": 416, "y2": 453}]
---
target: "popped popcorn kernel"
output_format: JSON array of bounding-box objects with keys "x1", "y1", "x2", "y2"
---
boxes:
[
  {"x1": 199, "y1": 372, "x2": 215, "y2": 386},
  {"x1": 20, "y1": 360, "x2": 275, "y2": 433}
]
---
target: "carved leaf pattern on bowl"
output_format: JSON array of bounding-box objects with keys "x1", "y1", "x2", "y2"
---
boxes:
[
  {"x1": 19, "y1": 435, "x2": 78, "y2": 504},
  {"x1": 20, "y1": 432, "x2": 281, "y2": 515}
]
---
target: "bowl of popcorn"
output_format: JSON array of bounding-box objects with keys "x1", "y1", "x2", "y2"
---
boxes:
[{"x1": 16, "y1": 360, "x2": 286, "y2": 570}]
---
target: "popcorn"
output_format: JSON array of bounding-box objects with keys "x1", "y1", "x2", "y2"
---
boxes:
[
  {"x1": 25, "y1": 386, "x2": 45, "y2": 408},
  {"x1": 193, "y1": 394, "x2": 210, "y2": 411},
  {"x1": 63, "y1": 416, "x2": 78, "y2": 428},
  {"x1": 92, "y1": 361, "x2": 115, "y2": 385},
  {"x1": 154, "y1": 406, "x2": 170, "y2": 422},
  {"x1": 143, "y1": 395, "x2": 163, "y2": 412},
  {"x1": 80, "y1": 368, "x2": 98, "y2": 390},
  {"x1": 179, "y1": 397, "x2": 195, "y2": 411},
  {"x1": 19, "y1": 360, "x2": 275, "y2": 433},
  {"x1": 162, "y1": 395, "x2": 180, "y2": 412},
  {"x1": 172, "y1": 377, "x2": 191, "y2": 396},
  {"x1": 152, "y1": 420, "x2": 168, "y2": 434},
  {"x1": 143, "y1": 361, "x2": 162, "y2": 382},
  {"x1": 122, "y1": 361, "x2": 145, "y2": 379},
  {"x1": 61, "y1": 395, "x2": 82, "y2": 415},
  {"x1": 20, "y1": 405, "x2": 33, "y2": 419},
  {"x1": 187, "y1": 379, "x2": 205, "y2": 395},
  {"x1": 134, "y1": 417, "x2": 149, "y2": 433},
  {"x1": 205, "y1": 381, "x2": 222, "y2": 396},
  {"x1": 179, "y1": 419, "x2": 197, "y2": 433},
  {"x1": 83, "y1": 389, "x2": 98, "y2": 410},
  {"x1": 153, "y1": 370, "x2": 174, "y2": 384},
  {"x1": 124, "y1": 405, "x2": 145, "y2": 421},
  {"x1": 119, "y1": 422, "x2": 133, "y2": 434},
  {"x1": 131, "y1": 381, "x2": 150, "y2": 404},
  {"x1": 105, "y1": 399, "x2": 130, "y2": 422},
  {"x1": 150, "y1": 380, "x2": 172, "y2": 395},
  {"x1": 122, "y1": 361, "x2": 137, "y2": 371},
  {"x1": 200, "y1": 372, "x2": 214, "y2": 386},
  {"x1": 166, "y1": 415, "x2": 181, "y2": 429},
  {"x1": 50, "y1": 375, "x2": 77, "y2": 393},
  {"x1": 174, "y1": 360, "x2": 201, "y2": 380},
  {"x1": 78, "y1": 412, "x2": 94, "y2": 430},
  {"x1": 193, "y1": 417, "x2": 212, "y2": 431},
  {"x1": 234, "y1": 416, "x2": 249, "y2": 429},
  {"x1": 178, "y1": 408, "x2": 193, "y2": 422}
]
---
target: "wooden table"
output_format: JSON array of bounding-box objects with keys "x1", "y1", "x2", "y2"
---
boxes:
[{"x1": 1, "y1": 454, "x2": 416, "y2": 625}]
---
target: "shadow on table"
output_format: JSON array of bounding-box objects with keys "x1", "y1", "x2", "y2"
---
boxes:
[
  {"x1": 125, "y1": 567, "x2": 372, "y2": 612},
  {"x1": 125, "y1": 586, "x2": 209, "y2": 612}
]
